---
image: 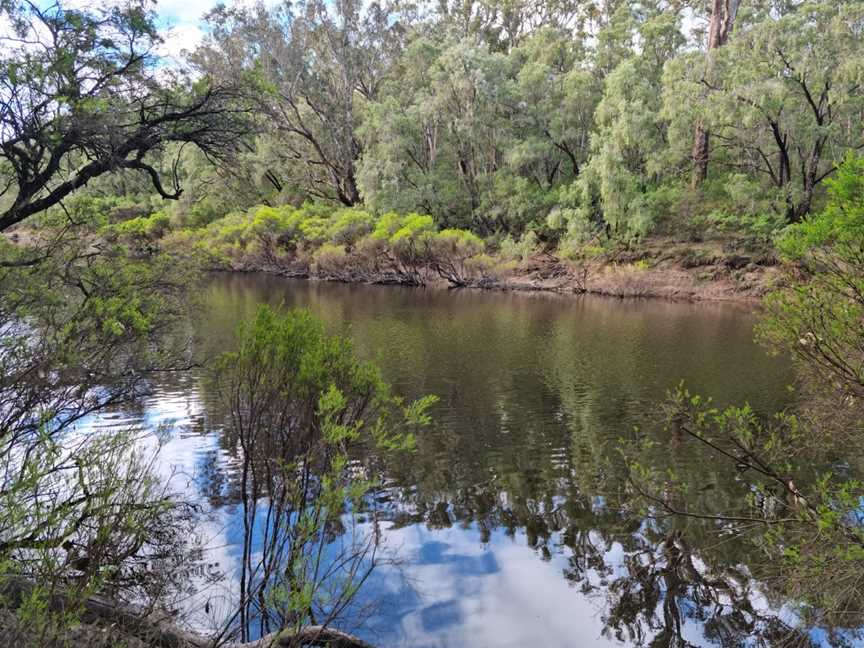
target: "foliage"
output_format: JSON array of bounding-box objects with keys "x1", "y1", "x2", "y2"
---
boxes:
[
  {"x1": 102, "y1": 212, "x2": 172, "y2": 255},
  {"x1": 3, "y1": 1, "x2": 864, "y2": 637},
  {"x1": 664, "y1": 1, "x2": 864, "y2": 222},
  {"x1": 621, "y1": 153, "x2": 864, "y2": 638},
  {"x1": 374, "y1": 213, "x2": 436, "y2": 281},
  {"x1": 0, "y1": 0, "x2": 248, "y2": 230},
  {"x1": 357, "y1": 31, "x2": 593, "y2": 235},
  {"x1": 759, "y1": 153, "x2": 864, "y2": 399},
  {"x1": 177, "y1": 205, "x2": 506, "y2": 286},
  {"x1": 312, "y1": 242, "x2": 350, "y2": 279},
  {"x1": 499, "y1": 230, "x2": 539, "y2": 262},
  {"x1": 328, "y1": 209, "x2": 376, "y2": 248},
  {"x1": 193, "y1": 0, "x2": 408, "y2": 206},
  {"x1": 8, "y1": 0, "x2": 855, "y2": 250},
  {"x1": 210, "y1": 306, "x2": 434, "y2": 641},
  {"x1": 0, "y1": 208, "x2": 201, "y2": 644},
  {"x1": 778, "y1": 153, "x2": 864, "y2": 261},
  {"x1": 10, "y1": 0, "x2": 854, "y2": 249},
  {"x1": 426, "y1": 228, "x2": 486, "y2": 285},
  {"x1": 622, "y1": 385, "x2": 864, "y2": 635},
  {"x1": 578, "y1": 11, "x2": 685, "y2": 240}
]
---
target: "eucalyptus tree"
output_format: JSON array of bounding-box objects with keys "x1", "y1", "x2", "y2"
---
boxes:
[
  {"x1": 591, "y1": 1, "x2": 639, "y2": 76},
  {"x1": 429, "y1": 0, "x2": 590, "y2": 50},
  {"x1": 359, "y1": 36, "x2": 516, "y2": 232},
  {"x1": 690, "y1": 0, "x2": 740, "y2": 187},
  {"x1": 575, "y1": 8, "x2": 686, "y2": 238},
  {"x1": 0, "y1": 0, "x2": 247, "y2": 231},
  {"x1": 666, "y1": 1, "x2": 864, "y2": 221},
  {"x1": 508, "y1": 29, "x2": 597, "y2": 187},
  {"x1": 359, "y1": 28, "x2": 599, "y2": 234},
  {"x1": 194, "y1": 0, "x2": 410, "y2": 207}
]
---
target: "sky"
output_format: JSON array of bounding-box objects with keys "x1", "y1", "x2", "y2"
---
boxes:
[{"x1": 153, "y1": 0, "x2": 223, "y2": 61}]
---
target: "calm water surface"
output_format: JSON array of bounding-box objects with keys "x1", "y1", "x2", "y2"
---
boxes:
[{"x1": 90, "y1": 275, "x2": 801, "y2": 647}]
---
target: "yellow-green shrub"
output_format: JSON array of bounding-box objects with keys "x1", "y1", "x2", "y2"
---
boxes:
[{"x1": 328, "y1": 209, "x2": 375, "y2": 247}]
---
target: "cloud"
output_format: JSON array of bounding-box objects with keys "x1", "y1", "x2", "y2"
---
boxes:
[
  {"x1": 154, "y1": 0, "x2": 220, "y2": 26},
  {"x1": 157, "y1": 22, "x2": 205, "y2": 62}
]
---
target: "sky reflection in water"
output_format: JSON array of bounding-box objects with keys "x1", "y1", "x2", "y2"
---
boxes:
[{"x1": 81, "y1": 275, "x2": 811, "y2": 647}]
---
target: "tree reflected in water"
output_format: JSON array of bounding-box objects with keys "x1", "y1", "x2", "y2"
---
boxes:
[{"x1": 145, "y1": 276, "x2": 862, "y2": 646}]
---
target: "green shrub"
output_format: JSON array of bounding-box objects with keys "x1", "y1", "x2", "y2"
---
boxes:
[
  {"x1": 427, "y1": 229, "x2": 485, "y2": 285},
  {"x1": 251, "y1": 205, "x2": 300, "y2": 238},
  {"x1": 758, "y1": 153, "x2": 864, "y2": 397},
  {"x1": 209, "y1": 305, "x2": 435, "y2": 636},
  {"x1": 499, "y1": 230, "x2": 539, "y2": 261},
  {"x1": 390, "y1": 214, "x2": 434, "y2": 246},
  {"x1": 250, "y1": 205, "x2": 303, "y2": 257},
  {"x1": 428, "y1": 228, "x2": 483, "y2": 260},
  {"x1": 327, "y1": 209, "x2": 375, "y2": 247},
  {"x1": 369, "y1": 212, "x2": 433, "y2": 243},
  {"x1": 708, "y1": 210, "x2": 786, "y2": 246},
  {"x1": 297, "y1": 215, "x2": 331, "y2": 246},
  {"x1": 185, "y1": 211, "x2": 257, "y2": 266},
  {"x1": 778, "y1": 152, "x2": 864, "y2": 261},
  {"x1": 102, "y1": 211, "x2": 171, "y2": 254},
  {"x1": 176, "y1": 196, "x2": 228, "y2": 228}
]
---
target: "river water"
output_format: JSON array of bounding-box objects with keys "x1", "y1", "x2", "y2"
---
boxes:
[{"x1": 87, "y1": 274, "x2": 805, "y2": 647}]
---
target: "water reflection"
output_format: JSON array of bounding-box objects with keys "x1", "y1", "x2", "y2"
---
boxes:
[{"x1": 85, "y1": 275, "x2": 829, "y2": 646}]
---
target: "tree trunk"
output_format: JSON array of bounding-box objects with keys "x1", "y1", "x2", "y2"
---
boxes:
[
  {"x1": 691, "y1": 0, "x2": 740, "y2": 188},
  {"x1": 342, "y1": 169, "x2": 361, "y2": 206},
  {"x1": 790, "y1": 153, "x2": 821, "y2": 223},
  {"x1": 691, "y1": 125, "x2": 711, "y2": 188}
]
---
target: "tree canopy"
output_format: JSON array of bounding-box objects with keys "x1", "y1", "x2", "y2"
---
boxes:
[
  {"x1": 0, "y1": 0, "x2": 247, "y2": 231},
  {"x1": 174, "y1": 0, "x2": 864, "y2": 244}
]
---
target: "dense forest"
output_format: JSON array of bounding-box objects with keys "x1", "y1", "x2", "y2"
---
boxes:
[
  {"x1": 0, "y1": 0, "x2": 863, "y2": 646},
  {"x1": 184, "y1": 0, "x2": 863, "y2": 237},
  {"x1": 4, "y1": 0, "x2": 863, "y2": 273}
]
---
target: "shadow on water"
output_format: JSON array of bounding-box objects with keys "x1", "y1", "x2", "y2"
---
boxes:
[{"x1": 89, "y1": 274, "x2": 859, "y2": 647}]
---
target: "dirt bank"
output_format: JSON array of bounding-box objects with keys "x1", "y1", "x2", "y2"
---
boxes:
[{"x1": 227, "y1": 240, "x2": 782, "y2": 304}]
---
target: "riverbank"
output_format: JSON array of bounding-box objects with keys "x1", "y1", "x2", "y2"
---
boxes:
[
  {"x1": 0, "y1": 578, "x2": 375, "y2": 648},
  {"x1": 88, "y1": 202, "x2": 787, "y2": 304},
  {"x1": 214, "y1": 237, "x2": 783, "y2": 303},
  {"x1": 490, "y1": 245, "x2": 781, "y2": 302},
  {"x1": 7, "y1": 219, "x2": 783, "y2": 304}
]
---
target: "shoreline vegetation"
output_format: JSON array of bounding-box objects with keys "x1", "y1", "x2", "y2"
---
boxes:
[
  {"x1": 2, "y1": 0, "x2": 863, "y2": 645},
  {"x1": 2, "y1": 577, "x2": 375, "y2": 648},
  {"x1": 97, "y1": 202, "x2": 783, "y2": 304}
]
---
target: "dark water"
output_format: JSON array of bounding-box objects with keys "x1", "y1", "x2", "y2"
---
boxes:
[{"x1": 89, "y1": 274, "x2": 804, "y2": 647}]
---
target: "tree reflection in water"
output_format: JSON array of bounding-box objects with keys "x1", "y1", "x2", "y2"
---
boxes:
[
  {"x1": 167, "y1": 276, "x2": 863, "y2": 646},
  {"x1": 200, "y1": 306, "x2": 431, "y2": 646}
]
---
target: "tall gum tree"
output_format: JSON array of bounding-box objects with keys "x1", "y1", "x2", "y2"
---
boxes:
[
  {"x1": 671, "y1": 1, "x2": 864, "y2": 222},
  {"x1": 691, "y1": 0, "x2": 740, "y2": 187},
  {"x1": 193, "y1": 0, "x2": 409, "y2": 207},
  {"x1": 358, "y1": 29, "x2": 598, "y2": 234},
  {"x1": 576, "y1": 9, "x2": 686, "y2": 238}
]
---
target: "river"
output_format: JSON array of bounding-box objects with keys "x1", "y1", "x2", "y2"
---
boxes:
[{"x1": 87, "y1": 274, "x2": 804, "y2": 647}]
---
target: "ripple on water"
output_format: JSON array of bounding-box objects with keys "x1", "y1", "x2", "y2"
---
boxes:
[{"x1": 101, "y1": 276, "x2": 805, "y2": 647}]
